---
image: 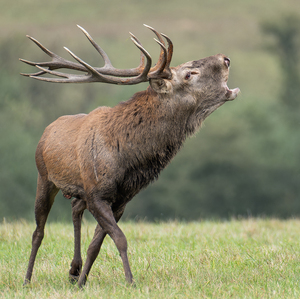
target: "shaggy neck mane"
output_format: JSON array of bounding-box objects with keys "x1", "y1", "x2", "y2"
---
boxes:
[{"x1": 105, "y1": 87, "x2": 189, "y2": 197}]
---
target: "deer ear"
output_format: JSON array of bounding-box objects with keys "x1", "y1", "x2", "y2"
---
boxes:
[{"x1": 150, "y1": 78, "x2": 173, "y2": 94}]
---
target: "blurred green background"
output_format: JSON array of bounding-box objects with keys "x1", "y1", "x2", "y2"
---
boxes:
[{"x1": 1, "y1": 0, "x2": 300, "y2": 221}]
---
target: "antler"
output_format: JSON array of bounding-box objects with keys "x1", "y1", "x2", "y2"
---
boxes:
[{"x1": 20, "y1": 25, "x2": 173, "y2": 85}]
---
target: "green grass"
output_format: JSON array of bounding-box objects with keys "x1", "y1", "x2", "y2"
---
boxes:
[{"x1": 1, "y1": 219, "x2": 300, "y2": 298}]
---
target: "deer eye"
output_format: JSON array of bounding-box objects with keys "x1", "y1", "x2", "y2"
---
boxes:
[{"x1": 185, "y1": 72, "x2": 191, "y2": 80}]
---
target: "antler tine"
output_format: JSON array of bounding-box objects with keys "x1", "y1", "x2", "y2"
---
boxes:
[
  {"x1": 150, "y1": 38, "x2": 168, "y2": 77},
  {"x1": 129, "y1": 37, "x2": 152, "y2": 82},
  {"x1": 129, "y1": 32, "x2": 146, "y2": 72},
  {"x1": 19, "y1": 58, "x2": 48, "y2": 77},
  {"x1": 77, "y1": 25, "x2": 113, "y2": 69},
  {"x1": 20, "y1": 69, "x2": 47, "y2": 77},
  {"x1": 129, "y1": 30, "x2": 168, "y2": 78},
  {"x1": 75, "y1": 25, "x2": 150, "y2": 77},
  {"x1": 19, "y1": 58, "x2": 42, "y2": 67},
  {"x1": 161, "y1": 33, "x2": 173, "y2": 72},
  {"x1": 26, "y1": 35, "x2": 55, "y2": 58},
  {"x1": 143, "y1": 24, "x2": 173, "y2": 78},
  {"x1": 143, "y1": 25, "x2": 166, "y2": 74},
  {"x1": 20, "y1": 35, "x2": 87, "y2": 74},
  {"x1": 28, "y1": 65, "x2": 75, "y2": 83},
  {"x1": 62, "y1": 47, "x2": 114, "y2": 83}
]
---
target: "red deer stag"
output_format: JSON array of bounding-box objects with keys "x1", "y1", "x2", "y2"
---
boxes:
[{"x1": 20, "y1": 25, "x2": 240, "y2": 287}]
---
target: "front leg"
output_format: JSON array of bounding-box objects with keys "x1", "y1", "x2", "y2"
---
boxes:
[{"x1": 69, "y1": 198, "x2": 86, "y2": 283}]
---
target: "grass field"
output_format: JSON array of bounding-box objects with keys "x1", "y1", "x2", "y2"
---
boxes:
[{"x1": 1, "y1": 219, "x2": 300, "y2": 298}]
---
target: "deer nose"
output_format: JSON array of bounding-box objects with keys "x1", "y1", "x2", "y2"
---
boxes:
[{"x1": 224, "y1": 57, "x2": 230, "y2": 68}]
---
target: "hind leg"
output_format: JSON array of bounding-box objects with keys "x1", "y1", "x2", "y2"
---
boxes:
[
  {"x1": 24, "y1": 174, "x2": 58, "y2": 285},
  {"x1": 77, "y1": 223, "x2": 107, "y2": 287},
  {"x1": 77, "y1": 203, "x2": 127, "y2": 287},
  {"x1": 69, "y1": 198, "x2": 86, "y2": 282}
]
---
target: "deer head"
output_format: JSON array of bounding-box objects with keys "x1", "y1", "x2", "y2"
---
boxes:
[{"x1": 150, "y1": 54, "x2": 240, "y2": 133}]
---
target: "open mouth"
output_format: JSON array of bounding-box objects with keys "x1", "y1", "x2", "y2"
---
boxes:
[{"x1": 225, "y1": 86, "x2": 240, "y2": 101}]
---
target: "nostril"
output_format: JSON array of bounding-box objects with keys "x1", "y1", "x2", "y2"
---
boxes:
[{"x1": 224, "y1": 57, "x2": 230, "y2": 68}]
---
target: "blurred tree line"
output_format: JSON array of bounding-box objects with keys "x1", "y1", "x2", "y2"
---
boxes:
[{"x1": 1, "y1": 14, "x2": 300, "y2": 222}]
